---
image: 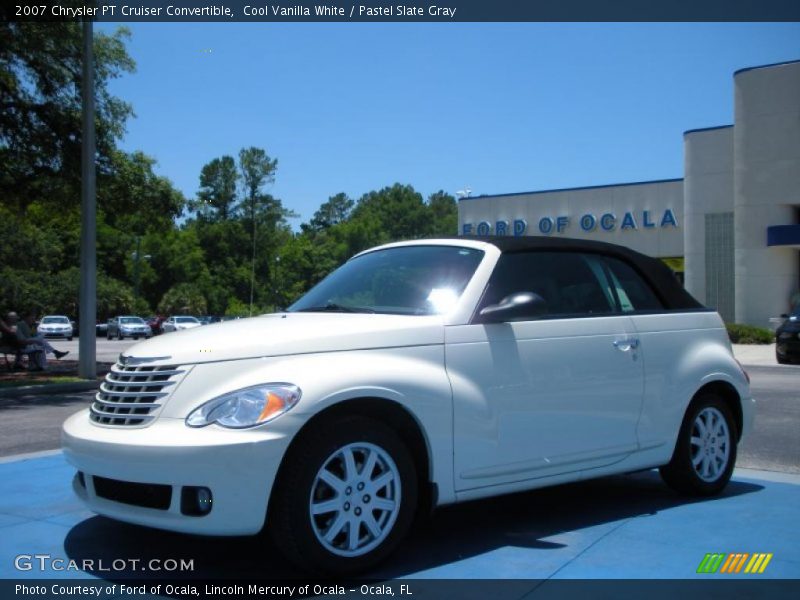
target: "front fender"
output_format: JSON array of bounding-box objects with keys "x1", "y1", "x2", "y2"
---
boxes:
[{"x1": 159, "y1": 346, "x2": 455, "y2": 505}]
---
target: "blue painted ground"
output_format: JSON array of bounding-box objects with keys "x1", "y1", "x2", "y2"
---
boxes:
[{"x1": 0, "y1": 452, "x2": 798, "y2": 580}]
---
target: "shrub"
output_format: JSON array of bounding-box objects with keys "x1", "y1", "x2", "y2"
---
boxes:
[{"x1": 726, "y1": 323, "x2": 774, "y2": 345}]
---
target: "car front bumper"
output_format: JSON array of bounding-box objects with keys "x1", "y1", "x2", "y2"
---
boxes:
[
  {"x1": 62, "y1": 410, "x2": 298, "y2": 536},
  {"x1": 41, "y1": 330, "x2": 71, "y2": 338},
  {"x1": 120, "y1": 329, "x2": 151, "y2": 337},
  {"x1": 776, "y1": 338, "x2": 800, "y2": 361}
]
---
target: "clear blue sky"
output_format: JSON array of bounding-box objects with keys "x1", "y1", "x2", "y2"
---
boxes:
[{"x1": 97, "y1": 23, "x2": 800, "y2": 226}]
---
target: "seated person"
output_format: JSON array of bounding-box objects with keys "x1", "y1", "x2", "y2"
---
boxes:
[
  {"x1": 6, "y1": 311, "x2": 68, "y2": 371},
  {"x1": 1, "y1": 315, "x2": 27, "y2": 370}
]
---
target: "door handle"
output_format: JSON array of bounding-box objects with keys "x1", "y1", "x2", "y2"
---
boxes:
[{"x1": 613, "y1": 337, "x2": 639, "y2": 351}]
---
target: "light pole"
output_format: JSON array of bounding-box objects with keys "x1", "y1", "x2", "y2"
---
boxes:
[
  {"x1": 132, "y1": 236, "x2": 152, "y2": 312},
  {"x1": 249, "y1": 208, "x2": 257, "y2": 317},
  {"x1": 272, "y1": 255, "x2": 281, "y2": 312},
  {"x1": 78, "y1": 19, "x2": 96, "y2": 379}
]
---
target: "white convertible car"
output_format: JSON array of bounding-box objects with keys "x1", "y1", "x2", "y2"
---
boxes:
[{"x1": 63, "y1": 237, "x2": 754, "y2": 573}]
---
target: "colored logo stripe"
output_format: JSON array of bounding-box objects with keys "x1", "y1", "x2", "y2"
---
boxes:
[
  {"x1": 720, "y1": 553, "x2": 749, "y2": 573},
  {"x1": 697, "y1": 553, "x2": 725, "y2": 573},
  {"x1": 744, "y1": 553, "x2": 773, "y2": 574},
  {"x1": 698, "y1": 553, "x2": 773, "y2": 574}
]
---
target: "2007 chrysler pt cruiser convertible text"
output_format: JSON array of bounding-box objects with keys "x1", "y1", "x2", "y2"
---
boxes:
[{"x1": 63, "y1": 237, "x2": 754, "y2": 574}]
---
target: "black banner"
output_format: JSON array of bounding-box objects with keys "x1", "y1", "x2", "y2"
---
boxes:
[
  {"x1": 3, "y1": 580, "x2": 800, "y2": 600},
  {"x1": 4, "y1": 0, "x2": 800, "y2": 22}
]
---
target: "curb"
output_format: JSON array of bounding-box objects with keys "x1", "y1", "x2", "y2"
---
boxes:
[{"x1": 0, "y1": 380, "x2": 100, "y2": 399}]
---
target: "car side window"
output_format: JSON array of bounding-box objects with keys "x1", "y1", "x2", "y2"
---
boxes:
[
  {"x1": 477, "y1": 251, "x2": 616, "y2": 321},
  {"x1": 602, "y1": 255, "x2": 664, "y2": 312}
]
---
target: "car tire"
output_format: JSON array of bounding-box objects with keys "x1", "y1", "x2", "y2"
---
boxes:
[
  {"x1": 660, "y1": 393, "x2": 738, "y2": 496},
  {"x1": 67, "y1": 337, "x2": 72, "y2": 341},
  {"x1": 776, "y1": 352, "x2": 789, "y2": 365},
  {"x1": 269, "y1": 415, "x2": 418, "y2": 575}
]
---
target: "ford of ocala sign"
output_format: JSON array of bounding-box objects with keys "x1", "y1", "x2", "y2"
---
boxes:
[{"x1": 462, "y1": 209, "x2": 679, "y2": 236}]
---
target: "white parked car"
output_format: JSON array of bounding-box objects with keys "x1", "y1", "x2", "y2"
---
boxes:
[
  {"x1": 62, "y1": 238, "x2": 754, "y2": 574},
  {"x1": 161, "y1": 315, "x2": 202, "y2": 333},
  {"x1": 38, "y1": 315, "x2": 73, "y2": 340}
]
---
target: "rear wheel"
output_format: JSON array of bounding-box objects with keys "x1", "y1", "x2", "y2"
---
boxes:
[
  {"x1": 776, "y1": 351, "x2": 789, "y2": 365},
  {"x1": 660, "y1": 394, "x2": 737, "y2": 496},
  {"x1": 270, "y1": 416, "x2": 417, "y2": 575}
]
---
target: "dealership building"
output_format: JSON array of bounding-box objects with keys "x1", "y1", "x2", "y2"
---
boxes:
[{"x1": 458, "y1": 60, "x2": 800, "y2": 327}]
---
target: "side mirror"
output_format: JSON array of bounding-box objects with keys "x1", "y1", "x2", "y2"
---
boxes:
[{"x1": 478, "y1": 292, "x2": 547, "y2": 323}]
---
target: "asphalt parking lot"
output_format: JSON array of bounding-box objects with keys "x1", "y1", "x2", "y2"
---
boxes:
[
  {"x1": 0, "y1": 360, "x2": 797, "y2": 584},
  {"x1": 45, "y1": 337, "x2": 143, "y2": 364}
]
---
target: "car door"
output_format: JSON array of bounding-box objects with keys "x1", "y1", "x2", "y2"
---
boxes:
[{"x1": 446, "y1": 250, "x2": 644, "y2": 491}]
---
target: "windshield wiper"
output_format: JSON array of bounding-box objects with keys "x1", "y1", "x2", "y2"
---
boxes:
[{"x1": 295, "y1": 303, "x2": 376, "y2": 314}]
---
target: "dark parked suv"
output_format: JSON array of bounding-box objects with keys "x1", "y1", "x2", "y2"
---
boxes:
[{"x1": 776, "y1": 308, "x2": 800, "y2": 364}]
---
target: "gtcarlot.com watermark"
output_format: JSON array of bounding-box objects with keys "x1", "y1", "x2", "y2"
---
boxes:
[{"x1": 14, "y1": 554, "x2": 194, "y2": 573}]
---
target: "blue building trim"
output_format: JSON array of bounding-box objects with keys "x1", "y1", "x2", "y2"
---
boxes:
[
  {"x1": 683, "y1": 124, "x2": 733, "y2": 136},
  {"x1": 767, "y1": 224, "x2": 800, "y2": 247},
  {"x1": 457, "y1": 178, "x2": 683, "y2": 202},
  {"x1": 734, "y1": 59, "x2": 800, "y2": 77}
]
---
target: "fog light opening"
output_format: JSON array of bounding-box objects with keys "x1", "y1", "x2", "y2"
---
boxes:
[{"x1": 181, "y1": 486, "x2": 213, "y2": 516}]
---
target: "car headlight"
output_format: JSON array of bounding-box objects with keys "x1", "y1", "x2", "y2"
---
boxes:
[{"x1": 186, "y1": 383, "x2": 301, "y2": 429}]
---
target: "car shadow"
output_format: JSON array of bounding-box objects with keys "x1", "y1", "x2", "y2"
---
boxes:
[
  {"x1": 0, "y1": 392, "x2": 93, "y2": 411},
  {"x1": 62, "y1": 470, "x2": 763, "y2": 585}
]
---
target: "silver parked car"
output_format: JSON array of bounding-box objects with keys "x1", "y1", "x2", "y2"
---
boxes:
[
  {"x1": 38, "y1": 315, "x2": 74, "y2": 340},
  {"x1": 107, "y1": 316, "x2": 152, "y2": 340}
]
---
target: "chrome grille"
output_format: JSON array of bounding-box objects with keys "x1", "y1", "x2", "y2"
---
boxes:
[{"x1": 90, "y1": 363, "x2": 186, "y2": 427}]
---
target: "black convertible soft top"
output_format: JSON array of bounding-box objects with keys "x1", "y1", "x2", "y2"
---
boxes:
[{"x1": 455, "y1": 235, "x2": 705, "y2": 311}]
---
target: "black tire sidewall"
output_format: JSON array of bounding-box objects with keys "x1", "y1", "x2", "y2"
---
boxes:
[
  {"x1": 664, "y1": 394, "x2": 738, "y2": 495},
  {"x1": 270, "y1": 416, "x2": 418, "y2": 575}
]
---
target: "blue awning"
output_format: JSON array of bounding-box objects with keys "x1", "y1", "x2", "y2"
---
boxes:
[{"x1": 767, "y1": 225, "x2": 800, "y2": 247}]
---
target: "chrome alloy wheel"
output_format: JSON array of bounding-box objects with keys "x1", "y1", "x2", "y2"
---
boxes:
[
  {"x1": 309, "y1": 442, "x2": 402, "y2": 557},
  {"x1": 690, "y1": 407, "x2": 731, "y2": 482}
]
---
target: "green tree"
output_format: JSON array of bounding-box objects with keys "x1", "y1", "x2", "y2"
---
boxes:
[
  {"x1": 351, "y1": 183, "x2": 429, "y2": 240},
  {"x1": 426, "y1": 190, "x2": 458, "y2": 235},
  {"x1": 238, "y1": 146, "x2": 278, "y2": 225},
  {"x1": 158, "y1": 283, "x2": 207, "y2": 316},
  {"x1": 99, "y1": 150, "x2": 186, "y2": 233},
  {"x1": 195, "y1": 155, "x2": 237, "y2": 221},
  {"x1": 0, "y1": 23, "x2": 135, "y2": 214},
  {"x1": 301, "y1": 192, "x2": 354, "y2": 235}
]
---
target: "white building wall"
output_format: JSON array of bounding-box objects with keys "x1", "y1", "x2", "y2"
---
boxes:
[
  {"x1": 457, "y1": 60, "x2": 800, "y2": 328},
  {"x1": 683, "y1": 126, "x2": 734, "y2": 306},
  {"x1": 458, "y1": 180, "x2": 684, "y2": 258},
  {"x1": 734, "y1": 61, "x2": 800, "y2": 326}
]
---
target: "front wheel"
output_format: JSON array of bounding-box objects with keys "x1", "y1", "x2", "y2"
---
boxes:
[
  {"x1": 660, "y1": 394, "x2": 738, "y2": 496},
  {"x1": 269, "y1": 416, "x2": 417, "y2": 575}
]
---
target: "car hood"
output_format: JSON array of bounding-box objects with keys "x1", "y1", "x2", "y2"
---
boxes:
[{"x1": 121, "y1": 312, "x2": 444, "y2": 365}]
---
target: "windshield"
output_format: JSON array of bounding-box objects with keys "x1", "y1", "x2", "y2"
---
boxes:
[
  {"x1": 42, "y1": 316, "x2": 69, "y2": 324},
  {"x1": 288, "y1": 245, "x2": 484, "y2": 315},
  {"x1": 120, "y1": 317, "x2": 145, "y2": 324},
  {"x1": 177, "y1": 317, "x2": 200, "y2": 323}
]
